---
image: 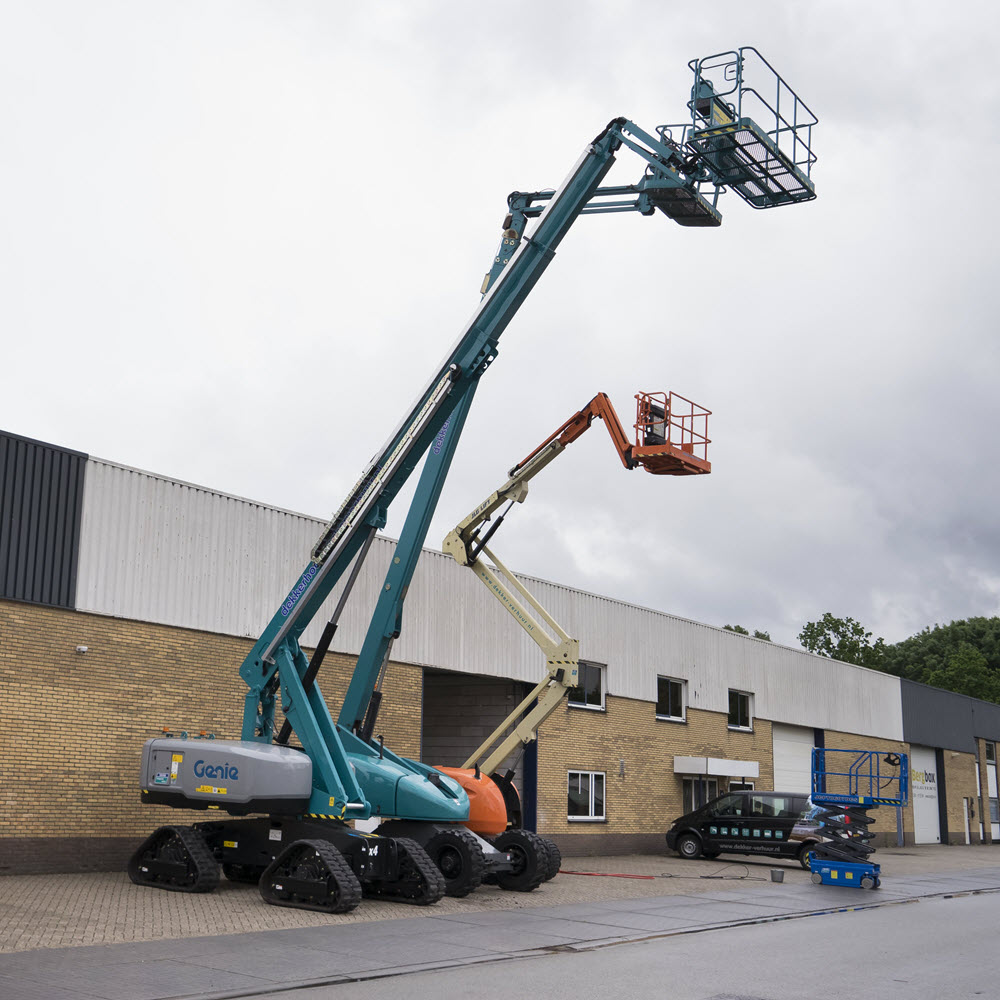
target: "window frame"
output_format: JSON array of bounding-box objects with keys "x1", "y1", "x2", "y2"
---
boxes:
[
  {"x1": 682, "y1": 777, "x2": 719, "y2": 814},
  {"x1": 567, "y1": 661, "x2": 606, "y2": 712},
  {"x1": 727, "y1": 688, "x2": 754, "y2": 731},
  {"x1": 655, "y1": 675, "x2": 687, "y2": 722},
  {"x1": 567, "y1": 769, "x2": 606, "y2": 822}
]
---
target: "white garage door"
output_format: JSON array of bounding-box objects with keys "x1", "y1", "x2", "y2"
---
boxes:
[
  {"x1": 910, "y1": 744, "x2": 941, "y2": 844},
  {"x1": 772, "y1": 723, "x2": 814, "y2": 792}
]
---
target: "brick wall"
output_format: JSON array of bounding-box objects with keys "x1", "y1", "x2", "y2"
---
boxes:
[
  {"x1": 537, "y1": 695, "x2": 774, "y2": 855},
  {"x1": 0, "y1": 599, "x2": 421, "y2": 873}
]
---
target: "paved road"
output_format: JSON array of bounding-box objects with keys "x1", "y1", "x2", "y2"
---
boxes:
[
  {"x1": 273, "y1": 892, "x2": 999, "y2": 1000},
  {"x1": 1, "y1": 853, "x2": 998, "y2": 1000}
]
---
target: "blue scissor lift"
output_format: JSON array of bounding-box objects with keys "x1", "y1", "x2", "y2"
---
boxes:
[{"x1": 809, "y1": 749, "x2": 909, "y2": 890}]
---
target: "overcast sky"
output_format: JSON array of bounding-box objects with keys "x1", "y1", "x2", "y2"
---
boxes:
[{"x1": 3, "y1": 2, "x2": 998, "y2": 648}]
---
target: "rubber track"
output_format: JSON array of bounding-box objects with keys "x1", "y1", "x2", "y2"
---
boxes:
[
  {"x1": 363, "y1": 836, "x2": 445, "y2": 905},
  {"x1": 260, "y1": 838, "x2": 362, "y2": 914},
  {"x1": 128, "y1": 825, "x2": 219, "y2": 893},
  {"x1": 426, "y1": 826, "x2": 486, "y2": 898}
]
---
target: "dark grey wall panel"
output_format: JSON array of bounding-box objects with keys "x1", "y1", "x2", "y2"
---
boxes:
[
  {"x1": 902, "y1": 678, "x2": 1000, "y2": 749},
  {"x1": 971, "y1": 699, "x2": 1000, "y2": 742},
  {"x1": 0, "y1": 431, "x2": 86, "y2": 608}
]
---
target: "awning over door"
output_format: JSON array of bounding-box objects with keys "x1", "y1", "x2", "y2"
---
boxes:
[{"x1": 673, "y1": 755, "x2": 759, "y2": 778}]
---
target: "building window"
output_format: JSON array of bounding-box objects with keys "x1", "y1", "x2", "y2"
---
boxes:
[
  {"x1": 987, "y1": 742, "x2": 996, "y2": 764},
  {"x1": 568, "y1": 661, "x2": 604, "y2": 710},
  {"x1": 682, "y1": 777, "x2": 719, "y2": 813},
  {"x1": 656, "y1": 676, "x2": 686, "y2": 721},
  {"x1": 729, "y1": 781, "x2": 755, "y2": 792},
  {"x1": 728, "y1": 689, "x2": 753, "y2": 731},
  {"x1": 568, "y1": 771, "x2": 605, "y2": 820}
]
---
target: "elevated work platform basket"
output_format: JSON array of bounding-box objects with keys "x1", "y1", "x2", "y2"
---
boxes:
[
  {"x1": 686, "y1": 48, "x2": 817, "y2": 209},
  {"x1": 634, "y1": 391, "x2": 711, "y2": 476},
  {"x1": 811, "y1": 748, "x2": 909, "y2": 808}
]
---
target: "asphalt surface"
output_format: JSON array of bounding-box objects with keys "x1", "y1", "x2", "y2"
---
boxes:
[{"x1": 1, "y1": 846, "x2": 999, "y2": 1000}]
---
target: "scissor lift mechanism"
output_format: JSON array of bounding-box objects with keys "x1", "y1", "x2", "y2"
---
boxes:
[{"x1": 809, "y1": 748, "x2": 909, "y2": 890}]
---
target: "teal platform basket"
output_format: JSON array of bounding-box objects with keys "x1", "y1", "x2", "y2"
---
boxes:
[{"x1": 686, "y1": 47, "x2": 817, "y2": 209}]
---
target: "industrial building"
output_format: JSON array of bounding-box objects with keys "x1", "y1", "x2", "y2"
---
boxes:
[{"x1": 2, "y1": 427, "x2": 999, "y2": 875}]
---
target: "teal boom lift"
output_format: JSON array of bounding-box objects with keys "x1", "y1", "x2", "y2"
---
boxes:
[{"x1": 128, "y1": 49, "x2": 818, "y2": 913}]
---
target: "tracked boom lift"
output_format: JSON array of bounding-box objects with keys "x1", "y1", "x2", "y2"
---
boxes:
[
  {"x1": 128, "y1": 48, "x2": 816, "y2": 913},
  {"x1": 423, "y1": 392, "x2": 709, "y2": 892}
]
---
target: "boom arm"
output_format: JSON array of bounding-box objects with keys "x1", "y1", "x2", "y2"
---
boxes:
[
  {"x1": 443, "y1": 390, "x2": 711, "y2": 776},
  {"x1": 233, "y1": 46, "x2": 808, "y2": 819}
]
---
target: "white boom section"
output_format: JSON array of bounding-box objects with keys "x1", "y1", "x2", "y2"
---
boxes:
[{"x1": 442, "y1": 440, "x2": 581, "y2": 776}]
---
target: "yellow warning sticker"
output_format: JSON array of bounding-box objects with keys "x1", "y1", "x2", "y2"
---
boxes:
[
  {"x1": 195, "y1": 785, "x2": 228, "y2": 795},
  {"x1": 329, "y1": 796, "x2": 337, "y2": 808},
  {"x1": 223, "y1": 840, "x2": 238, "y2": 849},
  {"x1": 172, "y1": 754, "x2": 183, "y2": 762}
]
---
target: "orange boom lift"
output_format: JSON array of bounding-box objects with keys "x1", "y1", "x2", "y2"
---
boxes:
[{"x1": 438, "y1": 390, "x2": 710, "y2": 859}]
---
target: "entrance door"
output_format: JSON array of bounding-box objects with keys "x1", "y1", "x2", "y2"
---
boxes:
[{"x1": 910, "y1": 745, "x2": 941, "y2": 844}]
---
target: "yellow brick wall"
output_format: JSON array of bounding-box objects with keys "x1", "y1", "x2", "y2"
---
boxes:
[
  {"x1": 941, "y1": 750, "x2": 978, "y2": 844},
  {"x1": 536, "y1": 696, "x2": 774, "y2": 838},
  {"x1": 0, "y1": 600, "x2": 420, "y2": 841}
]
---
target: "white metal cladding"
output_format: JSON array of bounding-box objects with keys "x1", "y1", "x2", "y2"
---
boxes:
[{"x1": 76, "y1": 457, "x2": 903, "y2": 741}]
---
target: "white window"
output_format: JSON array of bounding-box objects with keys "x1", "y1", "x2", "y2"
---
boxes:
[
  {"x1": 682, "y1": 777, "x2": 719, "y2": 813},
  {"x1": 568, "y1": 661, "x2": 605, "y2": 710},
  {"x1": 568, "y1": 770, "x2": 605, "y2": 821},
  {"x1": 656, "y1": 676, "x2": 686, "y2": 721},
  {"x1": 728, "y1": 689, "x2": 754, "y2": 731}
]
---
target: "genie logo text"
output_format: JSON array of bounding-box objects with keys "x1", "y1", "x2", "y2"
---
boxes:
[{"x1": 194, "y1": 759, "x2": 240, "y2": 781}]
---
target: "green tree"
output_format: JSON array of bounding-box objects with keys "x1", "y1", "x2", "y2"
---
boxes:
[
  {"x1": 723, "y1": 624, "x2": 771, "y2": 641},
  {"x1": 881, "y1": 617, "x2": 1000, "y2": 686},
  {"x1": 798, "y1": 613, "x2": 886, "y2": 668},
  {"x1": 923, "y1": 642, "x2": 1000, "y2": 703}
]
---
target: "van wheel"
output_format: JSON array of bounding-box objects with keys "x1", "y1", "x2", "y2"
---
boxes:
[
  {"x1": 676, "y1": 834, "x2": 702, "y2": 859},
  {"x1": 797, "y1": 845, "x2": 813, "y2": 870}
]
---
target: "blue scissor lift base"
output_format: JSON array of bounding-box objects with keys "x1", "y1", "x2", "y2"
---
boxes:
[{"x1": 809, "y1": 856, "x2": 881, "y2": 890}]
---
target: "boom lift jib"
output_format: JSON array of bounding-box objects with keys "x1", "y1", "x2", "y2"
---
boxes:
[
  {"x1": 128, "y1": 48, "x2": 815, "y2": 914},
  {"x1": 425, "y1": 390, "x2": 709, "y2": 892}
]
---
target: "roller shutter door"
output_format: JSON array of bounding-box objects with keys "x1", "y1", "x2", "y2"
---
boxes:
[{"x1": 771, "y1": 723, "x2": 814, "y2": 792}]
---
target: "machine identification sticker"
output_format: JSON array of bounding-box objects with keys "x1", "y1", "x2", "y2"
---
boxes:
[
  {"x1": 170, "y1": 754, "x2": 182, "y2": 783},
  {"x1": 153, "y1": 772, "x2": 169, "y2": 785},
  {"x1": 269, "y1": 829, "x2": 282, "y2": 842},
  {"x1": 195, "y1": 784, "x2": 227, "y2": 795}
]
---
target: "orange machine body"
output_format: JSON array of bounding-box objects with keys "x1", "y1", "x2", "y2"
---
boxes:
[{"x1": 435, "y1": 766, "x2": 514, "y2": 837}]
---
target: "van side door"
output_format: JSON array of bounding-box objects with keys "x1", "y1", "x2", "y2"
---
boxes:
[
  {"x1": 746, "y1": 793, "x2": 798, "y2": 856},
  {"x1": 698, "y1": 793, "x2": 748, "y2": 854}
]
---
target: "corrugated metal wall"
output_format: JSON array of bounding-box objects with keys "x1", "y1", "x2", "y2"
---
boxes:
[
  {"x1": 0, "y1": 431, "x2": 86, "y2": 607},
  {"x1": 74, "y1": 455, "x2": 904, "y2": 741}
]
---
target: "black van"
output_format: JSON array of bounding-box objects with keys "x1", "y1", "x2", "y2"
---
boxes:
[{"x1": 665, "y1": 790, "x2": 822, "y2": 869}]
